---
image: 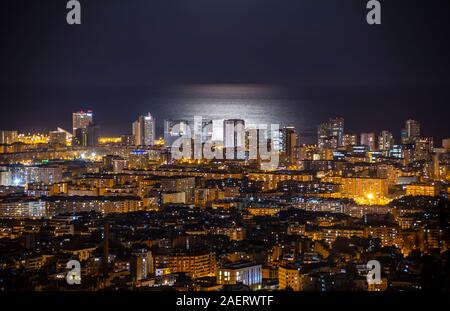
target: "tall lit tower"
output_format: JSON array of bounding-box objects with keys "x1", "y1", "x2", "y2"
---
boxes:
[
  {"x1": 317, "y1": 122, "x2": 330, "y2": 149},
  {"x1": 404, "y1": 119, "x2": 421, "y2": 143},
  {"x1": 329, "y1": 117, "x2": 345, "y2": 148},
  {"x1": 281, "y1": 126, "x2": 299, "y2": 166},
  {"x1": 224, "y1": 119, "x2": 245, "y2": 159},
  {"x1": 72, "y1": 110, "x2": 93, "y2": 135},
  {"x1": 72, "y1": 110, "x2": 99, "y2": 147},
  {"x1": 133, "y1": 113, "x2": 156, "y2": 146},
  {"x1": 317, "y1": 117, "x2": 344, "y2": 149},
  {"x1": 378, "y1": 130, "x2": 394, "y2": 151},
  {"x1": 361, "y1": 133, "x2": 376, "y2": 151}
]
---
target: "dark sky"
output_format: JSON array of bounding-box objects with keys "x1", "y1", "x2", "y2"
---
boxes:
[{"x1": 1, "y1": 0, "x2": 450, "y2": 142}]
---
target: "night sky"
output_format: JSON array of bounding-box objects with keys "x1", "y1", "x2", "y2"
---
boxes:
[{"x1": 1, "y1": 0, "x2": 450, "y2": 143}]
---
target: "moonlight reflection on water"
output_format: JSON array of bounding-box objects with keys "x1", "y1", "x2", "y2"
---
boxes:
[{"x1": 155, "y1": 85, "x2": 312, "y2": 137}]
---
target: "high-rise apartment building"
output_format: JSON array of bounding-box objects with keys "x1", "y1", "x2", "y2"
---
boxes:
[
  {"x1": 72, "y1": 110, "x2": 93, "y2": 135},
  {"x1": 414, "y1": 137, "x2": 434, "y2": 161},
  {"x1": 361, "y1": 133, "x2": 376, "y2": 151},
  {"x1": 73, "y1": 124, "x2": 100, "y2": 147},
  {"x1": 378, "y1": 130, "x2": 394, "y2": 151},
  {"x1": 280, "y1": 126, "x2": 299, "y2": 166},
  {"x1": 130, "y1": 248, "x2": 154, "y2": 282},
  {"x1": 133, "y1": 113, "x2": 156, "y2": 146},
  {"x1": 317, "y1": 117, "x2": 344, "y2": 149},
  {"x1": 329, "y1": 117, "x2": 345, "y2": 147},
  {"x1": 402, "y1": 119, "x2": 421, "y2": 144},
  {"x1": 343, "y1": 134, "x2": 358, "y2": 147},
  {"x1": 72, "y1": 110, "x2": 98, "y2": 147},
  {"x1": 224, "y1": 119, "x2": 245, "y2": 159}
]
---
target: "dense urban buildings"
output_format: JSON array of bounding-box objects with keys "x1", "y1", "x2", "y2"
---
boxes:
[{"x1": 0, "y1": 111, "x2": 449, "y2": 292}]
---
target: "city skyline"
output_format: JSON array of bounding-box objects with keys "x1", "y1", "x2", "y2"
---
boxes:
[
  {"x1": 1, "y1": 0, "x2": 450, "y2": 298},
  {"x1": 1, "y1": 84, "x2": 450, "y2": 143},
  {"x1": 2, "y1": 0, "x2": 450, "y2": 141},
  {"x1": 1, "y1": 108, "x2": 448, "y2": 150}
]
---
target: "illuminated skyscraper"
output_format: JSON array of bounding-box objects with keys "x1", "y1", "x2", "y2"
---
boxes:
[
  {"x1": 224, "y1": 119, "x2": 245, "y2": 159},
  {"x1": 73, "y1": 124, "x2": 100, "y2": 147},
  {"x1": 404, "y1": 119, "x2": 421, "y2": 143},
  {"x1": 280, "y1": 126, "x2": 299, "y2": 166},
  {"x1": 317, "y1": 117, "x2": 344, "y2": 149},
  {"x1": 400, "y1": 128, "x2": 409, "y2": 144},
  {"x1": 361, "y1": 133, "x2": 376, "y2": 151},
  {"x1": 343, "y1": 134, "x2": 358, "y2": 147},
  {"x1": 414, "y1": 137, "x2": 433, "y2": 161},
  {"x1": 133, "y1": 113, "x2": 156, "y2": 146},
  {"x1": 317, "y1": 122, "x2": 330, "y2": 149},
  {"x1": 378, "y1": 130, "x2": 394, "y2": 151},
  {"x1": 329, "y1": 117, "x2": 345, "y2": 147},
  {"x1": 72, "y1": 110, "x2": 93, "y2": 135}
]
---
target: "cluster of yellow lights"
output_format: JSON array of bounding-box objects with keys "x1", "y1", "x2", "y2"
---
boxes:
[
  {"x1": 80, "y1": 152, "x2": 102, "y2": 161},
  {"x1": 178, "y1": 158, "x2": 207, "y2": 164},
  {"x1": 17, "y1": 134, "x2": 49, "y2": 144},
  {"x1": 354, "y1": 193, "x2": 392, "y2": 206},
  {"x1": 98, "y1": 137, "x2": 122, "y2": 144},
  {"x1": 155, "y1": 137, "x2": 164, "y2": 146},
  {"x1": 19, "y1": 160, "x2": 34, "y2": 166}
]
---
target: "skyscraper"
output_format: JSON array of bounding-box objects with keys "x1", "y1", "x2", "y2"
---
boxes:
[
  {"x1": 400, "y1": 128, "x2": 409, "y2": 145},
  {"x1": 72, "y1": 110, "x2": 93, "y2": 136},
  {"x1": 133, "y1": 113, "x2": 156, "y2": 146},
  {"x1": 343, "y1": 134, "x2": 358, "y2": 147},
  {"x1": 378, "y1": 130, "x2": 394, "y2": 151},
  {"x1": 329, "y1": 117, "x2": 345, "y2": 147},
  {"x1": 361, "y1": 133, "x2": 376, "y2": 151},
  {"x1": 414, "y1": 137, "x2": 433, "y2": 161},
  {"x1": 280, "y1": 126, "x2": 299, "y2": 166},
  {"x1": 317, "y1": 122, "x2": 330, "y2": 149},
  {"x1": 404, "y1": 119, "x2": 421, "y2": 143},
  {"x1": 317, "y1": 117, "x2": 344, "y2": 149},
  {"x1": 73, "y1": 124, "x2": 100, "y2": 147},
  {"x1": 224, "y1": 119, "x2": 245, "y2": 159}
]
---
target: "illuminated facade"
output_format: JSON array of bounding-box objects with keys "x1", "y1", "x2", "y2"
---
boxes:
[
  {"x1": 0, "y1": 131, "x2": 18, "y2": 145},
  {"x1": 217, "y1": 262, "x2": 262, "y2": 289},
  {"x1": 321, "y1": 176, "x2": 388, "y2": 202},
  {"x1": 278, "y1": 266, "x2": 305, "y2": 291},
  {"x1": 406, "y1": 183, "x2": 439, "y2": 197},
  {"x1": 154, "y1": 251, "x2": 216, "y2": 279}
]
